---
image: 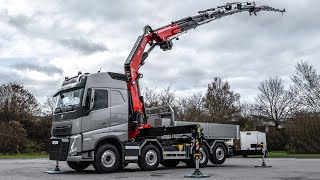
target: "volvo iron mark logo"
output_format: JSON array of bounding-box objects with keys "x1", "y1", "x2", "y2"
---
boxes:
[{"x1": 59, "y1": 114, "x2": 64, "y2": 121}]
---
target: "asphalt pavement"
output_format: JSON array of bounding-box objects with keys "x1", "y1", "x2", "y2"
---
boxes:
[{"x1": 0, "y1": 157, "x2": 319, "y2": 180}]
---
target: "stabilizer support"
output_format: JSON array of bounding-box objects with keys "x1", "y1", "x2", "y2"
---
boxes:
[
  {"x1": 45, "y1": 160, "x2": 66, "y2": 174},
  {"x1": 254, "y1": 145, "x2": 272, "y2": 168},
  {"x1": 184, "y1": 126, "x2": 210, "y2": 178}
]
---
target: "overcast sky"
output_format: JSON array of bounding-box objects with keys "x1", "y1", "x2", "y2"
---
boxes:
[{"x1": 0, "y1": 0, "x2": 319, "y2": 103}]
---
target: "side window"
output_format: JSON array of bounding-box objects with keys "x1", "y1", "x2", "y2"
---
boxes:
[
  {"x1": 93, "y1": 89, "x2": 108, "y2": 110},
  {"x1": 111, "y1": 90, "x2": 125, "y2": 107}
]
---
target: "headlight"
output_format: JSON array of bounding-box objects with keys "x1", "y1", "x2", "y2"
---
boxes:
[{"x1": 69, "y1": 135, "x2": 81, "y2": 156}]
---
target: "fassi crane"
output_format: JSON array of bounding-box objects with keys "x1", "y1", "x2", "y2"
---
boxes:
[{"x1": 125, "y1": 2, "x2": 285, "y2": 139}]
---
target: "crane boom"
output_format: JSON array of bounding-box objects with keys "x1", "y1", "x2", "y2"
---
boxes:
[{"x1": 125, "y1": 2, "x2": 285, "y2": 139}]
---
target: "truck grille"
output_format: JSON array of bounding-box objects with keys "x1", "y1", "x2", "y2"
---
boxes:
[
  {"x1": 52, "y1": 126, "x2": 72, "y2": 136},
  {"x1": 49, "y1": 139, "x2": 69, "y2": 161}
]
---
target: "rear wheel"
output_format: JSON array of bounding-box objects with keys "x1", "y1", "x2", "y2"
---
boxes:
[
  {"x1": 160, "y1": 160, "x2": 180, "y2": 167},
  {"x1": 138, "y1": 144, "x2": 160, "y2": 171},
  {"x1": 93, "y1": 144, "x2": 120, "y2": 173},
  {"x1": 67, "y1": 161, "x2": 90, "y2": 171},
  {"x1": 210, "y1": 143, "x2": 227, "y2": 164},
  {"x1": 185, "y1": 146, "x2": 209, "y2": 168}
]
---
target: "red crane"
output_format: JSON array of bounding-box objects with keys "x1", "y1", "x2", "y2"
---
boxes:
[{"x1": 124, "y1": 2, "x2": 285, "y2": 139}]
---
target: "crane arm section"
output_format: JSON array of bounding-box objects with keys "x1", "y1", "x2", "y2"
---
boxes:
[{"x1": 125, "y1": 2, "x2": 285, "y2": 139}]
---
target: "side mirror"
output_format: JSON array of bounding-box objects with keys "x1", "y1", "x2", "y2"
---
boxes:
[
  {"x1": 89, "y1": 90, "x2": 95, "y2": 110},
  {"x1": 85, "y1": 88, "x2": 95, "y2": 113}
]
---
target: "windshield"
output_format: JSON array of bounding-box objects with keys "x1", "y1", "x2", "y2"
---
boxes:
[{"x1": 56, "y1": 88, "x2": 84, "y2": 109}]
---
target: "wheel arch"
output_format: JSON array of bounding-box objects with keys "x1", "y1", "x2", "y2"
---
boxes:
[
  {"x1": 95, "y1": 136, "x2": 123, "y2": 156},
  {"x1": 139, "y1": 139, "x2": 163, "y2": 158},
  {"x1": 202, "y1": 140, "x2": 210, "y2": 151},
  {"x1": 208, "y1": 140, "x2": 228, "y2": 154}
]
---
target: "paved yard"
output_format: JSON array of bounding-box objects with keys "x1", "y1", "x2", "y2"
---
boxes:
[{"x1": 0, "y1": 158, "x2": 319, "y2": 180}]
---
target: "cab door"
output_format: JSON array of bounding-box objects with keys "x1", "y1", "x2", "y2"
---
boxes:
[{"x1": 82, "y1": 88, "x2": 111, "y2": 151}]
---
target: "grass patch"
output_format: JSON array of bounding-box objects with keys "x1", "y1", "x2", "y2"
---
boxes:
[
  {"x1": 0, "y1": 153, "x2": 48, "y2": 159},
  {"x1": 241, "y1": 151, "x2": 320, "y2": 158},
  {"x1": 269, "y1": 151, "x2": 320, "y2": 157}
]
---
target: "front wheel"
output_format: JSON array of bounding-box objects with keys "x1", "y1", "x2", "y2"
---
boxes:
[
  {"x1": 138, "y1": 144, "x2": 160, "y2": 171},
  {"x1": 67, "y1": 161, "x2": 90, "y2": 171},
  {"x1": 210, "y1": 143, "x2": 227, "y2": 164},
  {"x1": 93, "y1": 144, "x2": 120, "y2": 173}
]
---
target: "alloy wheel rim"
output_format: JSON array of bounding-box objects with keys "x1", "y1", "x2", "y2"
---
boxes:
[
  {"x1": 145, "y1": 150, "x2": 157, "y2": 166},
  {"x1": 101, "y1": 150, "x2": 116, "y2": 168},
  {"x1": 216, "y1": 147, "x2": 224, "y2": 161}
]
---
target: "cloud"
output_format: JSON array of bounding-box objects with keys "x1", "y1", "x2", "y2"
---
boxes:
[
  {"x1": 0, "y1": 0, "x2": 320, "y2": 104},
  {"x1": 0, "y1": 65, "x2": 62, "y2": 102},
  {"x1": 11, "y1": 62, "x2": 63, "y2": 75},
  {"x1": 0, "y1": 8, "x2": 107, "y2": 55},
  {"x1": 58, "y1": 38, "x2": 108, "y2": 55}
]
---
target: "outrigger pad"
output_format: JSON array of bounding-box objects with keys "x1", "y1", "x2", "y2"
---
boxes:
[
  {"x1": 254, "y1": 165, "x2": 272, "y2": 168},
  {"x1": 184, "y1": 170, "x2": 210, "y2": 178},
  {"x1": 45, "y1": 170, "x2": 67, "y2": 174},
  {"x1": 254, "y1": 162, "x2": 272, "y2": 168}
]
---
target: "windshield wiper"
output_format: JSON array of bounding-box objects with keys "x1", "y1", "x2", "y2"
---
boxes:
[{"x1": 62, "y1": 104, "x2": 77, "y2": 112}]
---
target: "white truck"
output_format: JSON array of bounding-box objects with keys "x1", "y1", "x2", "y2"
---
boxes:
[{"x1": 239, "y1": 131, "x2": 267, "y2": 157}]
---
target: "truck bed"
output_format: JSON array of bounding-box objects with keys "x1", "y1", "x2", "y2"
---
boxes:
[
  {"x1": 175, "y1": 121, "x2": 240, "y2": 140},
  {"x1": 146, "y1": 106, "x2": 240, "y2": 140}
]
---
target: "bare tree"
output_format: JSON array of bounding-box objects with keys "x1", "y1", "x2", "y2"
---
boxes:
[
  {"x1": 175, "y1": 97, "x2": 188, "y2": 121},
  {"x1": 256, "y1": 77, "x2": 295, "y2": 128},
  {"x1": 291, "y1": 61, "x2": 320, "y2": 112},
  {"x1": 184, "y1": 93, "x2": 205, "y2": 122},
  {"x1": 143, "y1": 87, "x2": 160, "y2": 108},
  {"x1": 143, "y1": 85, "x2": 175, "y2": 108},
  {"x1": 203, "y1": 77, "x2": 240, "y2": 123},
  {"x1": 158, "y1": 85, "x2": 175, "y2": 106},
  {"x1": 0, "y1": 83, "x2": 39, "y2": 123},
  {"x1": 239, "y1": 102, "x2": 266, "y2": 130},
  {"x1": 42, "y1": 96, "x2": 56, "y2": 116}
]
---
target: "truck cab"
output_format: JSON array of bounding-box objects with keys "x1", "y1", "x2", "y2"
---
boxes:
[{"x1": 50, "y1": 72, "x2": 129, "y2": 163}]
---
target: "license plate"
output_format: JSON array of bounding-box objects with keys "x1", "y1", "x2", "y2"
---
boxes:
[{"x1": 52, "y1": 141, "x2": 59, "y2": 145}]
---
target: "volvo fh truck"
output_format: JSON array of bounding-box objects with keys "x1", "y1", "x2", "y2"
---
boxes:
[{"x1": 48, "y1": 2, "x2": 284, "y2": 173}]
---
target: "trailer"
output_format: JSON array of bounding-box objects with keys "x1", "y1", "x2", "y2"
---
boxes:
[{"x1": 238, "y1": 131, "x2": 267, "y2": 157}]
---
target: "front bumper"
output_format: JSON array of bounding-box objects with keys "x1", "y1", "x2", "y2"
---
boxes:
[
  {"x1": 49, "y1": 135, "x2": 94, "y2": 162},
  {"x1": 49, "y1": 138, "x2": 69, "y2": 161}
]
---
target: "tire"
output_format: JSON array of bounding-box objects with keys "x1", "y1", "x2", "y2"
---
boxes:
[
  {"x1": 93, "y1": 144, "x2": 120, "y2": 173},
  {"x1": 138, "y1": 144, "x2": 160, "y2": 171},
  {"x1": 210, "y1": 143, "x2": 227, "y2": 164},
  {"x1": 67, "y1": 161, "x2": 90, "y2": 171},
  {"x1": 185, "y1": 146, "x2": 209, "y2": 168},
  {"x1": 160, "y1": 160, "x2": 180, "y2": 167}
]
